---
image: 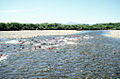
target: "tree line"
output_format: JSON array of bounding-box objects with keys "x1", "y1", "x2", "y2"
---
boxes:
[{"x1": 0, "y1": 22, "x2": 120, "y2": 31}]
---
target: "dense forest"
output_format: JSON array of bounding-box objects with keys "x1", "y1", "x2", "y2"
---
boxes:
[{"x1": 0, "y1": 22, "x2": 120, "y2": 31}]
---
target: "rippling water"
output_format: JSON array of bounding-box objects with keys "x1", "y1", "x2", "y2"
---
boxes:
[{"x1": 0, "y1": 31, "x2": 120, "y2": 79}]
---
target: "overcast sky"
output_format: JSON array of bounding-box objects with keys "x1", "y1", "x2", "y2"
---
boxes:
[{"x1": 0, "y1": 0, "x2": 120, "y2": 24}]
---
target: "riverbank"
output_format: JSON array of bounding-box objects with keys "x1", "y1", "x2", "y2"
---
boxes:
[
  {"x1": 0, "y1": 30, "x2": 120, "y2": 39},
  {"x1": 104, "y1": 30, "x2": 120, "y2": 38},
  {"x1": 0, "y1": 30, "x2": 82, "y2": 39}
]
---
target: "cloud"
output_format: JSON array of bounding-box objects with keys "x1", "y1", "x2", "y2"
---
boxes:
[
  {"x1": 0, "y1": 9, "x2": 25, "y2": 13},
  {"x1": 35, "y1": 8, "x2": 41, "y2": 10},
  {"x1": 0, "y1": 8, "x2": 42, "y2": 13}
]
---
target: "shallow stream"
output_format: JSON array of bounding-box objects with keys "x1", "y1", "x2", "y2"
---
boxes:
[{"x1": 0, "y1": 31, "x2": 120, "y2": 79}]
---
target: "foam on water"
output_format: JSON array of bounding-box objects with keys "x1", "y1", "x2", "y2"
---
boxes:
[
  {"x1": 34, "y1": 43, "x2": 41, "y2": 46},
  {"x1": 66, "y1": 41, "x2": 77, "y2": 45},
  {"x1": 83, "y1": 35, "x2": 94, "y2": 39},
  {"x1": 0, "y1": 55, "x2": 8, "y2": 61},
  {"x1": 5, "y1": 40, "x2": 19, "y2": 44}
]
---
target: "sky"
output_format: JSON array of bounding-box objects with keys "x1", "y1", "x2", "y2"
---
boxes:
[{"x1": 0, "y1": 0, "x2": 120, "y2": 24}]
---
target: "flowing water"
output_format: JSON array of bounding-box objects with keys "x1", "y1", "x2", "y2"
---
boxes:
[{"x1": 0, "y1": 31, "x2": 120, "y2": 79}]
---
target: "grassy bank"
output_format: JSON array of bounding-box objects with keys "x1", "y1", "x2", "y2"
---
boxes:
[{"x1": 0, "y1": 22, "x2": 120, "y2": 31}]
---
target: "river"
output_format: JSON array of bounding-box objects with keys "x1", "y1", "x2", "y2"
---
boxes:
[{"x1": 0, "y1": 31, "x2": 120, "y2": 79}]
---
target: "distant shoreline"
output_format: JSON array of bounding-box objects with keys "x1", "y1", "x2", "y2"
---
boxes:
[
  {"x1": 0, "y1": 30, "x2": 120, "y2": 39},
  {"x1": 0, "y1": 30, "x2": 82, "y2": 39},
  {"x1": 0, "y1": 22, "x2": 120, "y2": 31}
]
